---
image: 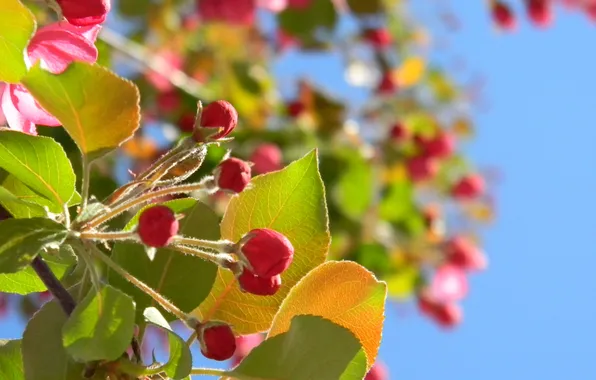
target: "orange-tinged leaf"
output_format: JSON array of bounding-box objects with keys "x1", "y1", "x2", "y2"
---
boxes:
[
  {"x1": 267, "y1": 261, "x2": 387, "y2": 370},
  {"x1": 396, "y1": 56, "x2": 426, "y2": 88},
  {"x1": 22, "y1": 62, "x2": 140, "y2": 159},
  {"x1": 194, "y1": 150, "x2": 330, "y2": 334},
  {"x1": 122, "y1": 137, "x2": 158, "y2": 159}
]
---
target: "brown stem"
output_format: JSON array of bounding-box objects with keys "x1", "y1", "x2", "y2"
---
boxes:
[{"x1": 30, "y1": 256, "x2": 76, "y2": 315}]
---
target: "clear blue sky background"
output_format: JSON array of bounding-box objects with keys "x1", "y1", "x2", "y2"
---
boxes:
[{"x1": 2, "y1": 2, "x2": 596, "y2": 380}]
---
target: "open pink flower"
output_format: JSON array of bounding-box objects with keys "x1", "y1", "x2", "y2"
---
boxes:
[{"x1": 0, "y1": 22, "x2": 100, "y2": 134}]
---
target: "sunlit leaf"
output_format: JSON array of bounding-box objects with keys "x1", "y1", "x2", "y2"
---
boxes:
[
  {"x1": 0, "y1": 131, "x2": 76, "y2": 208},
  {"x1": 0, "y1": 0, "x2": 35, "y2": 83},
  {"x1": 22, "y1": 62, "x2": 141, "y2": 159},
  {"x1": 396, "y1": 56, "x2": 426, "y2": 88},
  {"x1": 195, "y1": 150, "x2": 330, "y2": 334},
  {"x1": 268, "y1": 261, "x2": 386, "y2": 370}
]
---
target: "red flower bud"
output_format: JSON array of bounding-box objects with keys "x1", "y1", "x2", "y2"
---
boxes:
[
  {"x1": 418, "y1": 131, "x2": 455, "y2": 159},
  {"x1": 238, "y1": 269, "x2": 282, "y2": 296},
  {"x1": 198, "y1": 322, "x2": 236, "y2": 361},
  {"x1": 137, "y1": 205, "x2": 179, "y2": 248},
  {"x1": 216, "y1": 158, "x2": 252, "y2": 193},
  {"x1": 286, "y1": 100, "x2": 305, "y2": 118},
  {"x1": 197, "y1": 0, "x2": 256, "y2": 26},
  {"x1": 363, "y1": 28, "x2": 392, "y2": 49},
  {"x1": 239, "y1": 229, "x2": 294, "y2": 277},
  {"x1": 451, "y1": 174, "x2": 486, "y2": 200},
  {"x1": 177, "y1": 112, "x2": 196, "y2": 133},
  {"x1": 492, "y1": 1, "x2": 516, "y2": 31},
  {"x1": 194, "y1": 100, "x2": 238, "y2": 141},
  {"x1": 389, "y1": 122, "x2": 409, "y2": 143},
  {"x1": 365, "y1": 362, "x2": 389, "y2": 380},
  {"x1": 526, "y1": 0, "x2": 552, "y2": 27},
  {"x1": 250, "y1": 144, "x2": 283, "y2": 174},
  {"x1": 445, "y1": 236, "x2": 487, "y2": 271},
  {"x1": 156, "y1": 90, "x2": 181, "y2": 113},
  {"x1": 376, "y1": 71, "x2": 397, "y2": 95},
  {"x1": 56, "y1": 0, "x2": 111, "y2": 27},
  {"x1": 406, "y1": 155, "x2": 439, "y2": 183}
]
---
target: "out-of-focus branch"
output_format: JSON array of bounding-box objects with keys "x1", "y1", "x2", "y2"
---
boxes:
[{"x1": 98, "y1": 27, "x2": 213, "y2": 100}]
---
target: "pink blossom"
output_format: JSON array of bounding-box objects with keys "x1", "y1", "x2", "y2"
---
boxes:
[
  {"x1": 258, "y1": 0, "x2": 288, "y2": 12},
  {"x1": 430, "y1": 265, "x2": 468, "y2": 303},
  {"x1": 145, "y1": 50, "x2": 183, "y2": 92},
  {"x1": 0, "y1": 22, "x2": 100, "y2": 134}
]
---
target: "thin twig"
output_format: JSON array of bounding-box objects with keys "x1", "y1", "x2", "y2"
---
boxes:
[
  {"x1": 190, "y1": 368, "x2": 227, "y2": 376},
  {"x1": 87, "y1": 244, "x2": 189, "y2": 321}
]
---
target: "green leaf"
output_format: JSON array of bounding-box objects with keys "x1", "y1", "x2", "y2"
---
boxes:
[
  {"x1": 0, "y1": 131, "x2": 76, "y2": 208},
  {"x1": 23, "y1": 301, "x2": 85, "y2": 380},
  {"x1": 0, "y1": 184, "x2": 46, "y2": 218},
  {"x1": 340, "y1": 350, "x2": 368, "y2": 380},
  {"x1": 0, "y1": 246, "x2": 76, "y2": 294},
  {"x1": 195, "y1": 150, "x2": 330, "y2": 334},
  {"x1": 333, "y1": 154, "x2": 373, "y2": 219},
  {"x1": 143, "y1": 307, "x2": 192, "y2": 379},
  {"x1": 379, "y1": 178, "x2": 415, "y2": 222},
  {"x1": 346, "y1": 0, "x2": 383, "y2": 14},
  {"x1": 0, "y1": 340, "x2": 24, "y2": 379},
  {"x1": 227, "y1": 315, "x2": 365, "y2": 380},
  {"x1": 0, "y1": 218, "x2": 68, "y2": 273},
  {"x1": 386, "y1": 265, "x2": 423, "y2": 299},
  {"x1": 62, "y1": 285, "x2": 135, "y2": 362},
  {"x1": 278, "y1": 0, "x2": 337, "y2": 39},
  {"x1": 21, "y1": 62, "x2": 141, "y2": 159},
  {"x1": 0, "y1": 0, "x2": 35, "y2": 83},
  {"x1": 109, "y1": 200, "x2": 219, "y2": 323},
  {"x1": 0, "y1": 175, "x2": 81, "y2": 218}
]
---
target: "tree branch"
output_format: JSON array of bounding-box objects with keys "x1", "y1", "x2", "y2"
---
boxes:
[{"x1": 30, "y1": 256, "x2": 76, "y2": 315}]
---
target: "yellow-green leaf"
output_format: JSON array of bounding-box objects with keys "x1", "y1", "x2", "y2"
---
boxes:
[
  {"x1": 21, "y1": 62, "x2": 140, "y2": 159},
  {"x1": 0, "y1": 0, "x2": 35, "y2": 83},
  {"x1": 267, "y1": 261, "x2": 387, "y2": 370},
  {"x1": 194, "y1": 150, "x2": 330, "y2": 334}
]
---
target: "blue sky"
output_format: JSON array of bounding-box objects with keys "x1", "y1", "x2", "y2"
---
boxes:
[{"x1": 3, "y1": 3, "x2": 596, "y2": 380}]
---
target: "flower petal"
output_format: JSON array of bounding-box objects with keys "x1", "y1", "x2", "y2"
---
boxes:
[
  {"x1": 430, "y1": 265, "x2": 469, "y2": 302},
  {"x1": 27, "y1": 22, "x2": 99, "y2": 74},
  {"x1": 9, "y1": 85, "x2": 61, "y2": 126},
  {"x1": 1, "y1": 86, "x2": 36, "y2": 135}
]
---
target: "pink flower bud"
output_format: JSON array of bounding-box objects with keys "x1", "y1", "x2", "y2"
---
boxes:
[
  {"x1": 365, "y1": 362, "x2": 389, "y2": 380},
  {"x1": 250, "y1": 144, "x2": 283, "y2": 174},
  {"x1": 137, "y1": 205, "x2": 179, "y2": 248},
  {"x1": 430, "y1": 265, "x2": 469, "y2": 303},
  {"x1": 56, "y1": 0, "x2": 111, "y2": 26},
  {"x1": 444, "y1": 236, "x2": 488, "y2": 271},
  {"x1": 417, "y1": 292, "x2": 462, "y2": 328},
  {"x1": 451, "y1": 174, "x2": 486, "y2": 200},
  {"x1": 238, "y1": 269, "x2": 282, "y2": 296},
  {"x1": 197, "y1": 0, "x2": 256, "y2": 26},
  {"x1": 418, "y1": 131, "x2": 455, "y2": 159},
  {"x1": 239, "y1": 229, "x2": 294, "y2": 277},
  {"x1": 406, "y1": 155, "x2": 439, "y2": 183},
  {"x1": 232, "y1": 333, "x2": 263, "y2": 366},
  {"x1": 198, "y1": 322, "x2": 236, "y2": 361},
  {"x1": 526, "y1": 0, "x2": 552, "y2": 27},
  {"x1": 216, "y1": 158, "x2": 252, "y2": 193},
  {"x1": 492, "y1": 1, "x2": 516, "y2": 31},
  {"x1": 194, "y1": 100, "x2": 238, "y2": 141}
]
